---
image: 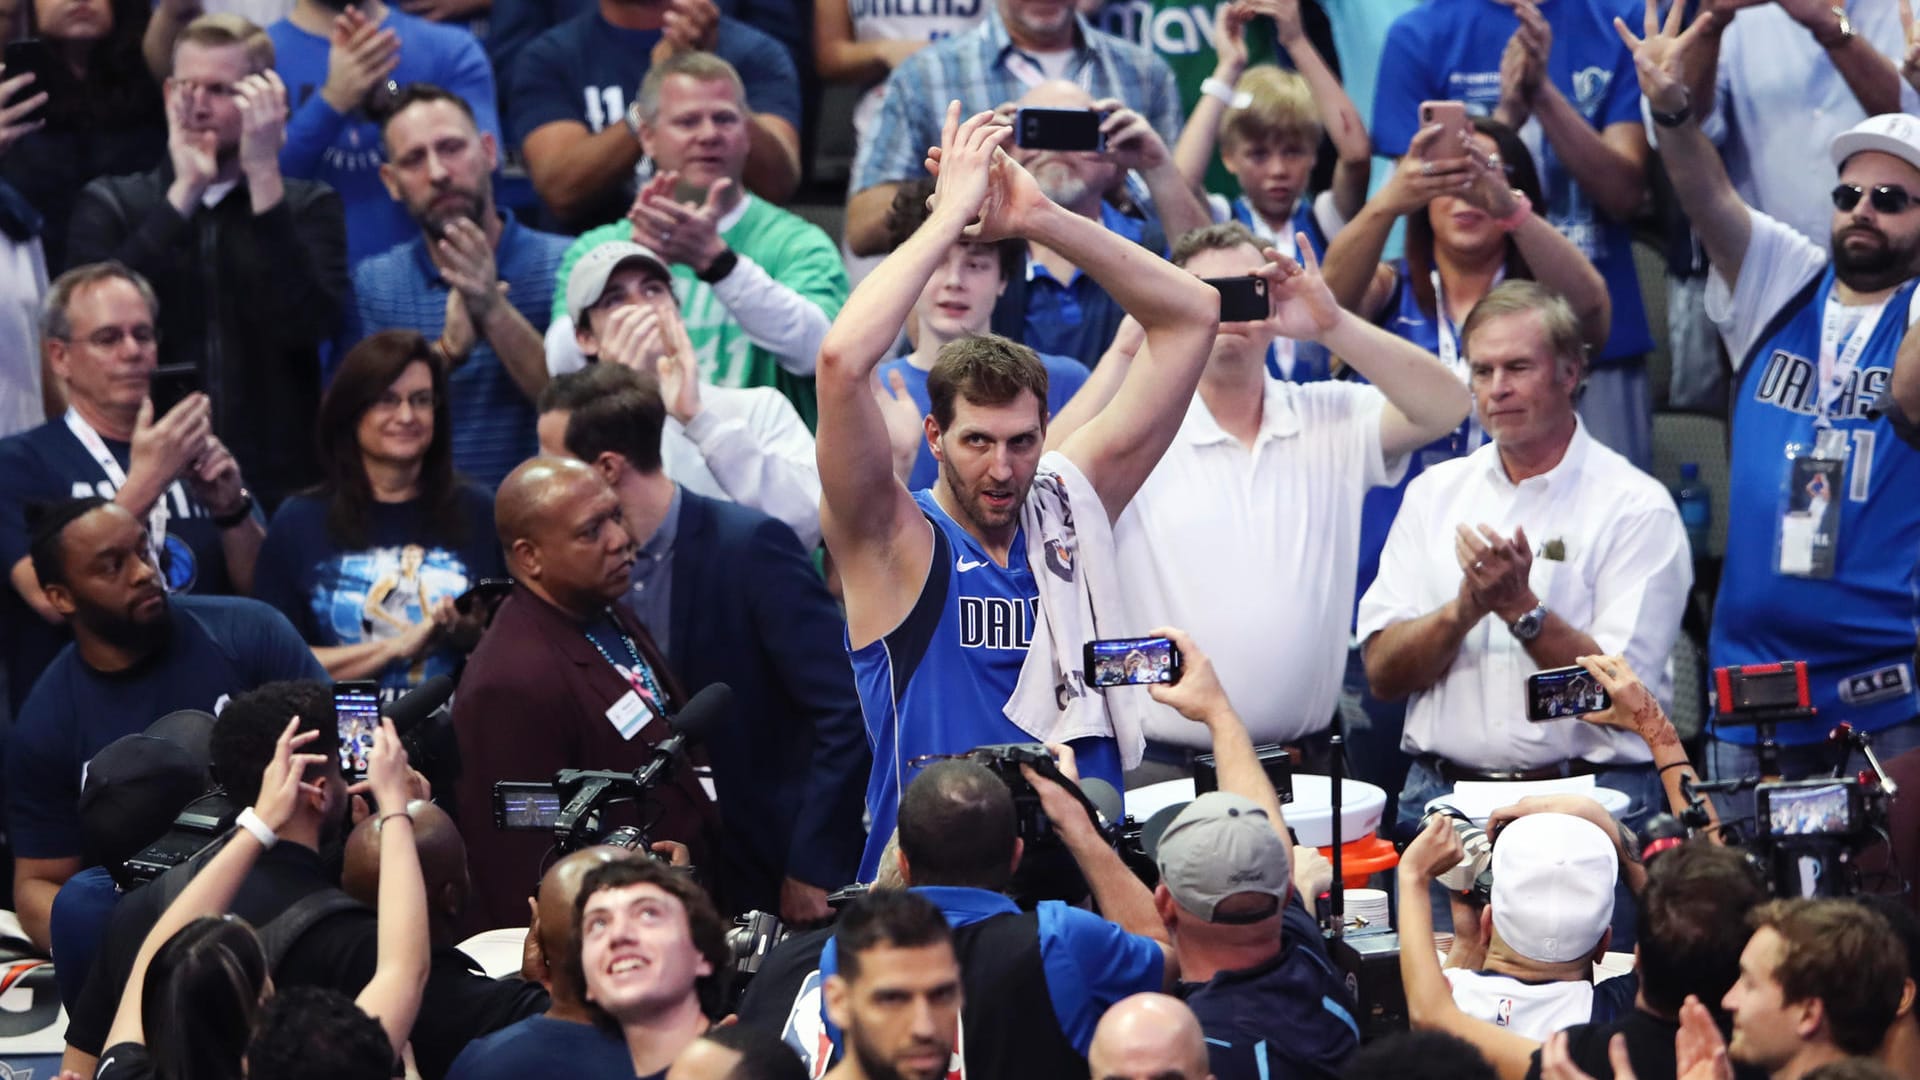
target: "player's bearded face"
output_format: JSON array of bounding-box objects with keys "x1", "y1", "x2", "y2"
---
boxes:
[{"x1": 934, "y1": 394, "x2": 1046, "y2": 536}]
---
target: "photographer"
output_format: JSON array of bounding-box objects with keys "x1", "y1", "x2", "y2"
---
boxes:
[
  {"x1": 753, "y1": 751, "x2": 1170, "y2": 1077},
  {"x1": 1399, "y1": 818, "x2": 1772, "y2": 1080},
  {"x1": 61, "y1": 680, "x2": 547, "y2": 1080},
  {"x1": 1142, "y1": 626, "x2": 1358, "y2": 1080}
]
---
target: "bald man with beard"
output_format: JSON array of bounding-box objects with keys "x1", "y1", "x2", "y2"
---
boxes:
[
  {"x1": 446, "y1": 847, "x2": 646, "y2": 1080},
  {"x1": 451, "y1": 457, "x2": 718, "y2": 931}
]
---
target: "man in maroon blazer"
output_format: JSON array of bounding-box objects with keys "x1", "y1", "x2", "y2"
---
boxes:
[{"x1": 453, "y1": 456, "x2": 718, "y2": 930}]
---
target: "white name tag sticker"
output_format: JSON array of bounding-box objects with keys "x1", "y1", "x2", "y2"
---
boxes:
[{"x1": 606, "y1": 690, "x2": 648, "y2": 741}]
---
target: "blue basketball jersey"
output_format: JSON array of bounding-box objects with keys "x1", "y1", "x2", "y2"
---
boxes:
[
  {"x1": 1711, "y1": 270, "x2": 1920, "y2": 744},
  {"x1": 848, "y1": 490, "x2": 1123, "y2": 880}
]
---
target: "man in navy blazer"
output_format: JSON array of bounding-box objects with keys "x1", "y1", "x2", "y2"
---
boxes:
[{"x1": 538, "y1": 362, "x2": 869, "y2": 922}]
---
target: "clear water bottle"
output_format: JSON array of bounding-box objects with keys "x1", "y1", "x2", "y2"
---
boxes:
[{"x1": 1676, "y1": 462, "x2": 1711, "y2": 555}]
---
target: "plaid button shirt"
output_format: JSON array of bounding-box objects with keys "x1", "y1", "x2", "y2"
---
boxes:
[{"x1": 850, "y1": 2, "x2": 1183, "y2": 194}]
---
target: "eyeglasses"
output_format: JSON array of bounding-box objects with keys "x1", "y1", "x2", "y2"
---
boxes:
[
  {"x1": 372, "y1": 390, "x2": 435, "y2": 414},
  {"x1": 1831, "y1": 183, "x2": 1918, "y2": 215}
]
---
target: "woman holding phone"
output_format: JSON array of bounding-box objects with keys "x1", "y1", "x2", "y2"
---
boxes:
[
  {"x1": 94, "y1": 717, "x2": 429, "y2": 1080},
  {"x1": 252, "y1": 330, "x2": 503, "y2": 694}
]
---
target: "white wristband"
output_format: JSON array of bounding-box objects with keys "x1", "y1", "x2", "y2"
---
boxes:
[
  {"x1": 1200, "y1": 78, "x2": 1237, "y2": 106},
  {"x1": 236, "y1": 807, "x2": 278, "y2": 850}
]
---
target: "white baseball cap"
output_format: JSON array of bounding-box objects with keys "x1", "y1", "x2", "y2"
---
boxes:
[
  {"x1": 1490, "y1": 813, "x2": 1617, "y2": 964},
  {"x1": 565, "y1": 240, "x2": 674, "y2": 326},
  {"x1": 1830, "y1": 113, "x2": 1920, "y2": 176}
]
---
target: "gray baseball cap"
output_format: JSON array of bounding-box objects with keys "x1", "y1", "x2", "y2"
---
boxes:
[
  {"x1": 1154, "y1": 791, "x2": 1292, "y2": 923},
  {"x1": 565, "y1": 240, "x2": 674, "y2": 326}
]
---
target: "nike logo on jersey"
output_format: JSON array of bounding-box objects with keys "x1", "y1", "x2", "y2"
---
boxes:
[{"x1": 956, "y1": 557, "x2": 988, "y2": 572}]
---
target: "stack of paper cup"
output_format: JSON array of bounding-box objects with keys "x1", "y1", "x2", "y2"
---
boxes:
[{"x1": 1344, "y1": 888, "x2": 1391, "y2": 932}]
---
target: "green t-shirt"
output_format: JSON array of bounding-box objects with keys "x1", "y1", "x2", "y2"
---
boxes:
[
  {"x1": 1087, "y1": 0, "x2": 1281, "y2": 197},
  {"x1": 553, "y1": 195, "x2": 849, "y2": 427}
]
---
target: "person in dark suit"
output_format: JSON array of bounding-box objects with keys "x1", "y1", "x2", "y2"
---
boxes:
[
  {"x1": 450, "y1": 455, "x2": 719, "y2": 931},
  {"x1": 538, "y1": 363, "x2": 868, "y2": 924}
]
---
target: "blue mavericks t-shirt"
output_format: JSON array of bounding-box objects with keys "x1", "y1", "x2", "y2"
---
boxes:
[
  {"x1": 6, "y1": 595, "x2": 326, "y2": 860},
  {"x1": 1370, "y1": 0, "x2": 1651, "y2": 364},
  {"x1": 1347, "y1": 266, "x2": 1478, "y2": 622},
  {"x1": 1711, "y1": 272, "x2": 1920, "y2": 744},
  {"x1": 253, "y1": 486, "x2": 505, "y2": 699},
  {"x1": 443, "y1": 1014, "x2": 634, "y2": 1080},
  {"x1": 508, "y1": 10, "x2": 801, "y2": 227},
  {"x1": 270, "y1": 9, "x2": 502, "y2": 265},
  {"x1": 876, "y1": 353, "x2": 1090, "y2": 491},
  {"x1": 847, "y1": 490, "x2": 1123, "y2": 880},
  {"x1": 0, "y1": 420, "x2": 237, "y2": 710}
]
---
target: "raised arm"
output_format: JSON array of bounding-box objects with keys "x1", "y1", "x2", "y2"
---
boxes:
[
  {"x1": 104, "y1": 721, "x2": 327, "y2": 1053},
  {"x1": 816, "y1": 104, "x2": 1005, "y2": 644},
  {"x1": 1014, "y1": 181, "x2": 1217, "y2": 522},
  {"x1": 1099, "y1": 99, "x2": 1210, "y2": 242},
  {"x1": 1571, "y1": 654, "x2": 1721, "y2": 836},
  {"x1": 1318, "y1": 126, "x2": 1473, "y2": 317},
  {"x1": 1616, "y1": 2, "x2": 1751, "y2": 283},
  {"x1": 352, "y1": 718, "x2": 431, "y2": 1064},
  {"x1": 1146, "y1": 627, "x2": 1288, "y2": 836},
  {"x1": 1171, "y1": 3, "x2": 1250, "y2": 192},
  {"x1": 1269, "y1": 236, "x2": 1471, "y2": 458},
  {"x1": 1511, "y1": 3, "x2": 1647, "y2": 223},
  {"x1": 1397, "y1": 817, "x2": 1545, "y2": 1080},
  {"x1": 1257, "y1": 0, "x2": 1370, "y2": 218}
]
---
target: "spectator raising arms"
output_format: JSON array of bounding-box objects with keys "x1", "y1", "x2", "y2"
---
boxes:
[
  {"x1": 94, "y1": 716, "x2": 430, "y2": 1080},
  {"x1": 253, "y1": 330, "x2": 504, "y2": 696}
]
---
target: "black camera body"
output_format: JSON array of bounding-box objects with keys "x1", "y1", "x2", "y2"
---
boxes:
[{"x1": 120, "y1": 790, "x2": 237, "y2": 889}]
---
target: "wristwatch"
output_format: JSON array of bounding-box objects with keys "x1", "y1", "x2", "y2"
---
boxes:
[
  {"x1": 1508, "y1": 602, "x2": 1548, "y2": 642},
  {"x1": 212, "y1": 488, "x2": 255, "y2": 529},
  {"x1": 1650, "y1": 87, "x2": 1692, "y2": 129},
  {"x1": 1817, "y1": 4, "x2": 1855, "y2": 49},
  {"x1": 697, "y1": 247, "x2": 739, "y2": 284}
]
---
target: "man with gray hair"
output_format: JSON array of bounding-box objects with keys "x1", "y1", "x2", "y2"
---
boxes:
[
  {"x1": 1359, "y1": 280, "x2": 1693, "y2": 853},
  {"x1": 543, "y1": 51, "x2": 845, "y2": 429}
]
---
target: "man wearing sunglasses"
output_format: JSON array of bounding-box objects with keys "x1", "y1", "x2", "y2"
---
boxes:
[{"x1": 1623, "y1": 10, "x2": 1920, "y2": 809}]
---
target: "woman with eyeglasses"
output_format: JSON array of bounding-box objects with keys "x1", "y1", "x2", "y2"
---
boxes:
[{"x1": 253, "y1": 330, "x2": 503, "y2": 694}]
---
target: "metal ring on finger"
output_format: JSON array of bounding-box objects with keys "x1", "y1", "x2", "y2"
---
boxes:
[
  {"x1": 661, "y1": 229, "x2": 674, "y2": 244},
  {"x1": 1474, "y1": 560, "x2": 1484, "y2": 571},
  {"x1": 1423, "y1": 160, "x2": 1434, "y2": 176}
]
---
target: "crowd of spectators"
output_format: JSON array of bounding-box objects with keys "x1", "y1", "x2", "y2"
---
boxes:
[{"x1": 4, "y1": 0, "x2": 1920, "y2": 1075}]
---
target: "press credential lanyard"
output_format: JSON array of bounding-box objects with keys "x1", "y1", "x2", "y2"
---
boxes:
[
  {"x1": 1814, "y1": 293, "x2": 1887, "y2": 432},
  {"x1": 64, "y1": 409, "x2": 169, "y2": 576}
]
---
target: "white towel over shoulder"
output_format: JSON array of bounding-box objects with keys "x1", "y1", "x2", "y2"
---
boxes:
[{"x1": 1003, "y1": 451, "x2": 1149, "y2": 769}]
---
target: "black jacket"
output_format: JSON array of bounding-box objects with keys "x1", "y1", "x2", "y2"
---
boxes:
[
  {"x1": 67, "y1": 165, "x2": 349, "y2": 506},
  {"x1": 663, "y1": 492, "x2": 869, "y2": 908}
]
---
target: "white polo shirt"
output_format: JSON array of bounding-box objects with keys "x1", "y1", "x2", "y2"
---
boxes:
[
  {"x1": 1355, "y1": 421, "x2": 1692, "y2": 769},
  {"x1": 1114, "y1": 377, "x2": 1404, "y2": 747}
]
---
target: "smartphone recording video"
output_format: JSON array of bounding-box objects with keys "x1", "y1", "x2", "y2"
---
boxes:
[
  {"x1": 1205, "y1": 276, "x2": 1269, "y2": 322},
  {"x1": 333, "y1": 680, "x2": 380, "y2": 782},
  {"x1": 1525, "y1": 665, "x2": 1610, "y2": 722},
  {"x1": 1418, "y1": 100, "x2": 1471, "y2": 160},
  {"x1": 1015, "y1": 107, "x2": 1105, "y2": 152},
  {"x1": 1084, "y1": 636, "x2": 1182, "y2": 688}
]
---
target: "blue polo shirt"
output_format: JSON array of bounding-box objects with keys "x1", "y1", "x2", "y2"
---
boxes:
[
  {"x1": 818, "y1": 884, "x2": 1164, "y2": 1053},
  {"x1": 1022, "y1": 203, "x2": 1155, "y2": 370},
  {"x1": 351, "y1": 210, "x2": 570, "y2": 489}
]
